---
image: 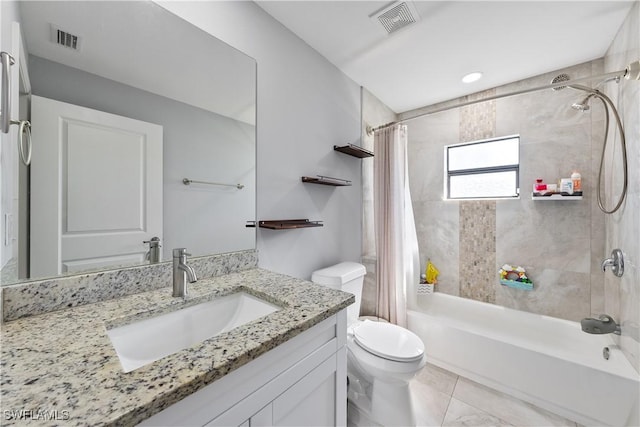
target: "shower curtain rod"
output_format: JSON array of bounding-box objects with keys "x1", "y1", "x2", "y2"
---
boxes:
[{"x1": 369, "y1": 66, "x2": 633, "y2": 133}]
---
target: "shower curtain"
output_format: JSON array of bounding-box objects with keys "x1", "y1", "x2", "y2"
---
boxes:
[{"x1": 374, "y1": 124, "x2": 420, "y2": 327}]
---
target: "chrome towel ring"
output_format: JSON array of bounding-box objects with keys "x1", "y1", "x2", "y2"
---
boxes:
[{"x1": 14, "y1": 119, "x2": 31, "y2": 166}]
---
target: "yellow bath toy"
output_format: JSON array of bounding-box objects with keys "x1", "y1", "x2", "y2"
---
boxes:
[{"x1": 425, "y1": 259, "x2": 439, "y2": 284}]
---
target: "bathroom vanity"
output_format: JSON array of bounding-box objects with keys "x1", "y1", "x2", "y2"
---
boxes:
[
  {"x1": 0, "y1": 266, "x2": 353, "y2": 426},
  {"x1": 142, "y1": 309, "x2": 347, "y2": 426}
]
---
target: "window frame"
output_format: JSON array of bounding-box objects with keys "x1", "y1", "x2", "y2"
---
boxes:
[{"x1": 444, "y1": 135, "x2": 520, "y2": 200}]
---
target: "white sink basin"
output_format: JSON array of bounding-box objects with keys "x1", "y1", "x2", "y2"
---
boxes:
[{"x1": 107, "y1": 292, "x2": 281, "y2": 372}]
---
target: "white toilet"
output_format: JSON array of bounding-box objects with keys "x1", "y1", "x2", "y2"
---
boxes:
[{"x1": 312, "y1": 262, "x2": 426, "y2": 427}]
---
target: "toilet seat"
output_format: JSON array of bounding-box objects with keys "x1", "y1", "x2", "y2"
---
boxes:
[{"x1": 352, "y1": 320, "x2": 424, "y2": 362}]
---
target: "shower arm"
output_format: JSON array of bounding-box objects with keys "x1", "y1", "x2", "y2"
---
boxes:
[{"x1": 369, "y1": 61, "x2": 639, "y2": 133}]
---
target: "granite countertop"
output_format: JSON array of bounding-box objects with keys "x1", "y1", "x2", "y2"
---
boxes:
[{"x1": 0, "y1": 268, "x2": 354, "y2": 426}]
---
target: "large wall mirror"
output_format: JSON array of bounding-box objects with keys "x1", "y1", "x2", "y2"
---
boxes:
[{"x1": 0, "y1": 1, "x2": 256, "y2": 285}]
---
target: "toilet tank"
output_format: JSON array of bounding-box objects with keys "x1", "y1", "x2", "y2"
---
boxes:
[{"x1": 311, "y1": 262, "x2": 366, "y2": 325}]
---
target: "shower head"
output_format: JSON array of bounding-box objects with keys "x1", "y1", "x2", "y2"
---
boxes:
[
  {"x1": 551, "y1": 73, "x2": 571, "y2": 91},
  {"x1": 571, "y1": 93, "x2": 598, "y2": 112},
  {"x1": 572, "y1": 97, "x2": 591, "y2": 111}
]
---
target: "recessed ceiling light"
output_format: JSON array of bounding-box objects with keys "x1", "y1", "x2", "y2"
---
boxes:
[{"x1": 462, "y1": 72, "x2": 483, "y2": 83}]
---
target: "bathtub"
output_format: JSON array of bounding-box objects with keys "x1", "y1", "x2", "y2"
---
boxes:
[{"x1": 407, "y1": 293, "x2": 640, "y2": 427}]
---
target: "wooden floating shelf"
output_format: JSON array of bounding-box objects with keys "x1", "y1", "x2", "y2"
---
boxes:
[
  {"x1": 532, "y1": 193, "x2": 583, "y2": 201},
  {"x1": 246, "y1": 219, "x2": 324, "y2": 230},
  {"x1": 334, "y1": 144, "x2": 374, "y2": 158},
  {"x1": 302, "y1": 176, "x2": 352, "y2": 186}
]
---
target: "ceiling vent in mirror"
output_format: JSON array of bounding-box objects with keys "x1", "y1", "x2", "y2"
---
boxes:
[
  {"x1": 50, "y1": 24, "x2": 81, "y2": 51},
  {"x1": 370, "y1": 1, "x2": 420, "y2": 35}
]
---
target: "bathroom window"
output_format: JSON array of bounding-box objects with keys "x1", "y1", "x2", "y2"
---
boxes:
[{"x1": 445, "y1": 135, "x2": 520, "y2": 200}]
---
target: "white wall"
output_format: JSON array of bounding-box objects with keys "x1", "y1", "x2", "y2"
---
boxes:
[{"x1": 158, "y1": 1, "x2": 363, "y2": 279}]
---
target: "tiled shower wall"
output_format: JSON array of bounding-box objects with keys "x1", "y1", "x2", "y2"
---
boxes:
[
  {"x1": 398, "y1": 59, "x2": 608, "y2": 322},
  {"x1": 603, "y1": 1, "x2": 639, "y2": 373}
]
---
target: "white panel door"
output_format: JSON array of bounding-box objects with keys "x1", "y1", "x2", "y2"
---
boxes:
[{"x1": 30, "y1": 95, "x2": 162, "y2": 277}]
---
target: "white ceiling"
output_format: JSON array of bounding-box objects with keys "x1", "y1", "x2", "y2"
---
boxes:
[{"x1": 256, "y1": 0, "x2": 636, "y2": 113}]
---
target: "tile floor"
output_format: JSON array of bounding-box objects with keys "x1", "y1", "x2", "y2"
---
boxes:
[{"x1": 409, "y1": 363, "x2": 579, "y2": 427}]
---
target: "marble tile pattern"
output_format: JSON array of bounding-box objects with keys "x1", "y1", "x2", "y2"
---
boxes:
[
  {"x1": 604, "y1": 1, "x2": 640, "y2": 374},
  {"x1": 399, "y1": 59, "x2": 610, "y2": 321},
  {"x1": 2, "y1": 250, "x2": 258, "y2": 322},
  {"x1": 364, "y1": 56, "x2": 625, "y2": 324},
  {"x1": 406, "y1": 109, "x2": 461, "y2": 304},
  {"x1": 412, "y1": 200, "x2": 460, "y2": 299},
  {"x1": 459, "y1": 201, "x2": 497, "y2": 304},
  {"x1": 458, "y1": 90, "x2": 497, "y2": 304},
  {"x1": 494, "y1": 60, "x2": 601, "y2": 322},
  {"x1": 409, "y1": 363, "x2": 578, "y2": 427},
  {"x1": 450, "y1": 378, "x2": 576, "y2": 426},
  {"x1": 459, "y1": 89, "x2": 496, "y2": 143},
  {"x1": 0, "y1": 268, "x2": 354, "y2": 426}
]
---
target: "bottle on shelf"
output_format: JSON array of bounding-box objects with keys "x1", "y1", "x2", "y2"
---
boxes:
[
  {"x1": 533, "y1": 178, "x2": 547, "y2": 195},
  {"x1": 571, "y1": 171, "x2": 582, "y2": 195}
]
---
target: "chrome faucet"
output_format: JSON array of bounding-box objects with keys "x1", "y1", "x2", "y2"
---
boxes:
[
  {"x1": 144, "y1": 237, "x2": 161, "y2": 264},
  {"x1": 172, "y1": 248, "x2": 197, "y2": 298}
]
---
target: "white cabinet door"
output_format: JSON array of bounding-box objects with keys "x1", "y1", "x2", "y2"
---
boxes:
[
  {"x1": 249, "y1": 404, "x2": 273, "y2": 426},
  {"x1": 30, "y1": 95, "x2": 162, "y2": 276},
  {"x1": 271, "y1": 354, "x2": 337, "y2": 426},
  {"x1": 208, "y1": 354, "x2": 338, "y2": 427}
]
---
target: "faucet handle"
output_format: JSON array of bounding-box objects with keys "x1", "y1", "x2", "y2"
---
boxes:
[
  {"x1": 143, "y1": 237, "x2": 161, "y2": 247},
  {"x1": 173, "y1": 248, "x2": 191, "y2": 258},
  {"x1": 602, "y1": 249, "x2": 624, "y2": 277}
]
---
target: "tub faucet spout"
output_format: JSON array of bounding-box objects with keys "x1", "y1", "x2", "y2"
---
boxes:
[{"x1": 580, "y1": 314, "x2": 621, "y2": 335}]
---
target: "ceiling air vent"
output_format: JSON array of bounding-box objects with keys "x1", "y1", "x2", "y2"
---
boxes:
[
  {"x1": 51, "y1": 25, "x2": 81, "y2": 51},
  {"x1": 370, "y1": 1, "x2": 420, "y2": 35}
]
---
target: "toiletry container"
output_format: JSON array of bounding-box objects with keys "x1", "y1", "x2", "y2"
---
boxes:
[
  {"x1": 571, "y1": 171, "x2": 582, "y2": 194},
  {"x1": 534, "y1": 179, "x2": 547, "y2": 195},
  {"x1": 560, "y1": 178, "x2": 574, "y2": 195}
]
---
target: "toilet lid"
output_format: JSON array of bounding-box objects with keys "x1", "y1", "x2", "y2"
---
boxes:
[{"x1": 353, "y1": 320, "x2": 424, "y2": 362}]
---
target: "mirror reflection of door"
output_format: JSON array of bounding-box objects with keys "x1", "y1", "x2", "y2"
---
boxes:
[
  {"x1": 1, "y1": 22, "x2": 31, "y2": 283},
  {"x1": 30, "y1": 95, "x2": 163, "y2": 277}
]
